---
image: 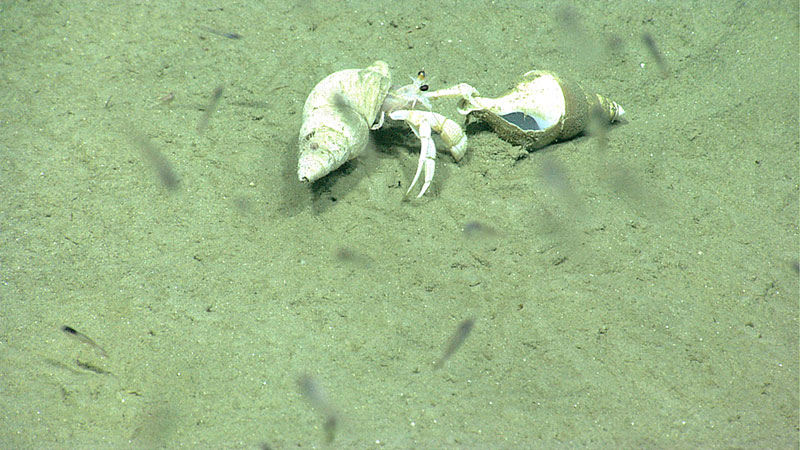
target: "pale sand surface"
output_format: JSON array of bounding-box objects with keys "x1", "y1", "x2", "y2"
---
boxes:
[{"x1": 1, "y1": 1, "x2": 797, "y2": 448}]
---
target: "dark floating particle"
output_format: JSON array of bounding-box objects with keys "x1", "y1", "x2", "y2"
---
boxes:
[
  {"x1": 434, "y1": 318, "x2": 475, "y2": 370},
  {"x1": 298, "y1": 375, "x2": 339, "y2": 443},
  {"x1": 462, "y1": 221, "x2": 497, "y2": 239},
  {"x1": 132, "y1": 133, "x2": 181, "y2": 190},
  {"x1": 196, "y1": 25, "x2": 242, "y2": 40},
  {"x1": 335, "y1": 247, "x2": 373, "y2": 267},
  {"x1": 642, "y1": 32, "x2": 670, "y2": 78},
  {"x1": 197, "y1": 85, "x2": 224, "y2": 135},
  {"x1": 61, "y1": 325, "x2": 108, "y2": 358}
]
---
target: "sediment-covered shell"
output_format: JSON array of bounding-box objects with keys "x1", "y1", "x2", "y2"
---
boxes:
[
  {"x1": 457, "y1": 71, "x2": 624, "y2": 150},
  {"x1": 297, "y1": 61, "x2": 392, "y2": 182}
]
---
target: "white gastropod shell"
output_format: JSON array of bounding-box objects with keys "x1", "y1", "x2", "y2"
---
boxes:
[
  {"x1": 456, "y1": 70, "x2": 624, "y2": 150},
  {"x1": 297, "y1": 61, "x2": 392, "y2": 183}
]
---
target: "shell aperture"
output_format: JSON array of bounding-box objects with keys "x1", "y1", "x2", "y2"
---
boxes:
[{"x1": 500, "y1": 112, "x2": 542, "y2": 131}]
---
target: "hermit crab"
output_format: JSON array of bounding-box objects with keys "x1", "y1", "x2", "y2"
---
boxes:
[{"x1": 297, "y1": 61, "x2": 473, "y2": 198}]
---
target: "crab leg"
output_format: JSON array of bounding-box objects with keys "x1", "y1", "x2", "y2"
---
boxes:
[
  {"x1": 408, "y1": 120, "x2": 436, "y2": 198},
  {"x1": 424, "y1": 83, "x2": 480, "y2": 102}
]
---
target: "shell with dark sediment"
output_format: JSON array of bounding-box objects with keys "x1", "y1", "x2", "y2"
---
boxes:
[{"x1": 457, "y1": 71, "x2": 624, "y2": 150}]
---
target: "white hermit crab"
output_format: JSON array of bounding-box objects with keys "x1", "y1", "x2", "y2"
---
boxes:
[{"x1": 297, "y1": 60, "x2": 476, "y2": 198}]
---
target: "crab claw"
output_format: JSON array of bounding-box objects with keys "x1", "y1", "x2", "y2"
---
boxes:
[{"x1": 389, "y1": 110, "x2": 468, "y2": 198}]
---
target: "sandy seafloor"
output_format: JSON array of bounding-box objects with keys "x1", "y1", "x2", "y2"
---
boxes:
[{"x1": 1, "y1": 0, "x2": 797, "y2": 448}]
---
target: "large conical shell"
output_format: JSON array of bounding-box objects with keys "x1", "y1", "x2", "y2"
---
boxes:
[
  {"x1": 298, "y1": 61, "x2": 392, "y2": 182},
  {"x1": 457, "y1": 71, "x2": 624, "y2": 150}
]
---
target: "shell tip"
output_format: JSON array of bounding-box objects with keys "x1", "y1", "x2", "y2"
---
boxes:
[{"x1": 297, "y1": 155, "x2": 329, "y2": 183}]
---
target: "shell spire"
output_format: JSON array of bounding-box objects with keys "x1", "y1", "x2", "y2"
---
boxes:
[{"x1": 297, "y1": 61, "x2": 391, "y2": 182}]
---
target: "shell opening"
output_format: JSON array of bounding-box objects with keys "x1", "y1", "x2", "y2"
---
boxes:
[{"x1": 500, "y1": 112, "x2": 542, "y2": 131}]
